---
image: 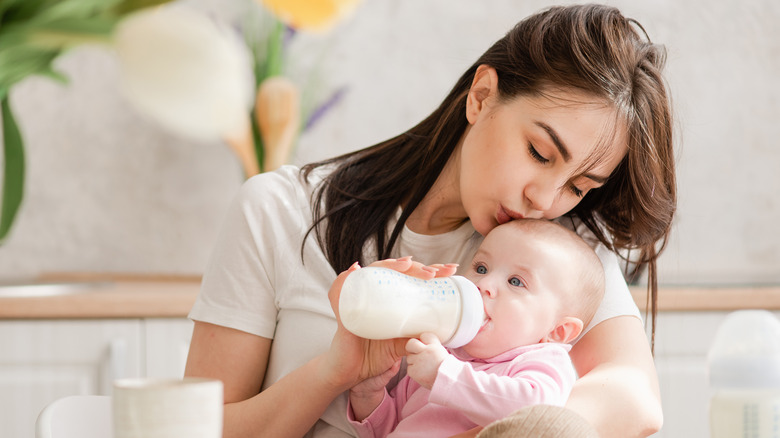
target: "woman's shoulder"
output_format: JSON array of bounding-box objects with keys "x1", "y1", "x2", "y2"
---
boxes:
[{"x1": 238, "y1": 164, "x2": 330, "y2": 206}]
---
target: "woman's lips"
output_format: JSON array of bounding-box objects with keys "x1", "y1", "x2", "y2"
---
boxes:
[{"x1": 497, "y1": 206, "x2": 524, "y2": 225}]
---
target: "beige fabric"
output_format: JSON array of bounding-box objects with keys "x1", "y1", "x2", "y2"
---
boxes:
[{"x1": 476, "y1": 405, "x2": 600, "y2": 438}]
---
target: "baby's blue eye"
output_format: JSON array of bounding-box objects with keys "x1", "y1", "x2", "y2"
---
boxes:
[
  {"x1": 476, "y1": 265, "x2": 487, "y2": 274},
  {"x1": 509, "y1": 277, "x2": 525, "y2": 287}
]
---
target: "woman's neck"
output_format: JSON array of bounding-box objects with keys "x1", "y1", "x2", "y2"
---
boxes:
[{"x1": 405, "y1": 144, "x2": 468, "y2": 235}]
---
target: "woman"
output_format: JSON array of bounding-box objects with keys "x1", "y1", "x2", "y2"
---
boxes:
[{"x1": 185, "y1": 4, "x2": 675, "y2": 438}]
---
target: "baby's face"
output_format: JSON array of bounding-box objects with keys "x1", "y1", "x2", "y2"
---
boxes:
[{"x1": 461, "y1": 224, "x2": 573, "y2": 359}]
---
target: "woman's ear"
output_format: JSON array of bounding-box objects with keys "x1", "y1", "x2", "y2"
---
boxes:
[
  {"x1": 466, "y1": 64, "x2": 499, "y2": 124},
  {"x1": 544, "y1": 317, "x2": 584, "y2": 344}
]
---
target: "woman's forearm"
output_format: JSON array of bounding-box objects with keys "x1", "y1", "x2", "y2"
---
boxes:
[
  {"x1": 566, "y1": 362, "x2": 663, "y2": 437},
  {"x1": 186, "y1": 322, "x2": 349, "y2": 438},
  {"x1": 567, "y1": 316, "x2": 663, "y2": 438},
  {"x1": 223, "y1": 354, "x2": 348, "y2": 438}
]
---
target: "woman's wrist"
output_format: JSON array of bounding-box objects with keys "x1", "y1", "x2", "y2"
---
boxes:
[{"x1": 313, "y1": 352, "x2": 358, "y2": 393}]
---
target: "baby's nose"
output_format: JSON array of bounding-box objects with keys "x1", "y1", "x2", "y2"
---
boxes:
[{"x1": 478, "y1": 285, "x2": 496, "y2": 298}]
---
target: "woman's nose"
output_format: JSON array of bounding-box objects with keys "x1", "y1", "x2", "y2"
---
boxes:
[{"x1": 525, "y1": 177, "x2": 559, "y2": 213}]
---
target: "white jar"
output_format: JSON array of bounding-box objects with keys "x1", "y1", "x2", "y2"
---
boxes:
[
  {"x1": 708, "y1": 310, "x2": 780, "y2": 438},
  {"x1": 338, "y1": 267, "x2": 485, "y2": 348}
]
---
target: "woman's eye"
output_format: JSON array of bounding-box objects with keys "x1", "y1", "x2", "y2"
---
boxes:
[
  {"x1": 508, "y1": 277, "x2": 525, "y2": 287},
  {"x1": 476, "y1": 265, "x2": 487, "y2": 275},
  {"x1": 569, "y1": 184, "x2": 584, "y2": 198},
  {"x1": 528, "y1": 143, "x2": 549, "y2": 164}
]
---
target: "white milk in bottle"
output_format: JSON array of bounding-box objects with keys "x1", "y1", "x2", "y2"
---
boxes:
[
  {"x1": 338, "y1": 267, "x2": 485, "y2": 348},
  {"x1": 708, "y1": 310, "x2": 780, "y2": 438}
]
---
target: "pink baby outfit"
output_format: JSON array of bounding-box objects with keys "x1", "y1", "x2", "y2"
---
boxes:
[{"x1": 347, "y1": 343, "x2": 576, "y2": 438}]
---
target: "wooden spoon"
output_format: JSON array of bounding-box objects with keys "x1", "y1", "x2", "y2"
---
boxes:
[{"x1": 256, "y1": 76, "x2": 300, "y2": 172}]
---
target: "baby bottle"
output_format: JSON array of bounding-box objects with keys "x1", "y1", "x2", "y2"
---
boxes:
[
  {"x1": 338, "y1": 267, "x2": 485, "y2": 348},
  {"x1": 707, "y1": 310, "x2": 780, "y2": 438}
]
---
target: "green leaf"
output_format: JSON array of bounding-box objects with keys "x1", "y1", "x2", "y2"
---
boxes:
[
  {"x1": 0, "y1": 93, "x2": 25, "y2": 243},
  {"x1": 0, "y1": 0, "x2": 56, "y2": 24},
  {"x1": 19, "y1": 0, "x2": 121, "y2": 25},
  {"x1": 111, "y1": 0, "x2": 173, "y2": 16},
  {"x1": 0, "y1": 44, "x2": 59, "y2": 90}
]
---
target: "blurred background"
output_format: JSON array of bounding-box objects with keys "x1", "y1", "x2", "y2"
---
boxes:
[
  {"x1": 1, "y1": 2, "x2": 779, "y2": 437},
  {"x1": 0, "y1": 0, "x2": 778, "y2": 285}
]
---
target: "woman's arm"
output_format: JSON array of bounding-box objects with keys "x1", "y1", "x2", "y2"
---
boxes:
[
  {"x1": 567, "y1": 315, "x2": 663, "y2": 438},
  {"x1": 185, "y1": 258, "x2": 456, "y2": 438},
  {"x1": 186, "y1": 321, "x2": 349, "y2": 438}
]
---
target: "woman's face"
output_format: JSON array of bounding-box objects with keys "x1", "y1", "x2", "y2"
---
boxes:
[{"x1": 458, "y1": 70, "x2": 627, "y2": 236}]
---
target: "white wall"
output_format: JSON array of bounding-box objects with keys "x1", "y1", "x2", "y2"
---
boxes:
[{"x1": 1, "y1": 0, "x2": 778, "y2": 285}]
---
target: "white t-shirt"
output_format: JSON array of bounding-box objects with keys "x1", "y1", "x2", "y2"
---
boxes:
[{"x1": 189, "y1": 165, "x2": 640, "y2": 437}]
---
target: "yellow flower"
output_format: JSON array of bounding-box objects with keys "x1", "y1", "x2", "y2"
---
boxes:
[{"x1": 260, "y1": 0, "x2": 361, "y2": 32}]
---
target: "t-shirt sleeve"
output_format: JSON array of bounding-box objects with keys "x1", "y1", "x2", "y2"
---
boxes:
[
  {"x1": 584, "y1": 242, "x2": 642, "y2": 334},
  {"x1": 188, "y1": 170, "x2": 298, "y2": 339}
]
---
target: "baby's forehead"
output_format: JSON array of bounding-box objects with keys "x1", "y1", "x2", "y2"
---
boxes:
[
  {"x1": 481, "y1": 221, "x2": 585, "y2": 265},
  {"x1": 486, "y1": 220, "x2": 566, "y2": 244}
]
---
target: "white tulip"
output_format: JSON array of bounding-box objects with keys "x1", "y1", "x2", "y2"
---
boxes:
[{"x1": 114, "y1": 5, "x2": 254, "y2": 142}]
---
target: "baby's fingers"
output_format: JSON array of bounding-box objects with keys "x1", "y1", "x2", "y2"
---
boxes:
[
  {"x1": 419, "y1": 332, "x2": 442, "y2": 346},
  {"x1": 406, "y1": 338, "x2": 425, "y2": 354}
]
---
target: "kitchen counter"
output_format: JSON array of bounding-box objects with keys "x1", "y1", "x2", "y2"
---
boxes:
[
  {"x1": 0, "y1": 275, "x2": 779, "y2": 319},
  {"x1": 0, "y1": 275, "x2": 200, "y2": 319},
  {"x1": 630, "y1": 285, "x2": 780, "y2": 311}
]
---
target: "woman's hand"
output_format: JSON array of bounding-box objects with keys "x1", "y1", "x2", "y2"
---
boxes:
[
  {"x1": 406, "y1": 332, "x2": 449, "y2": 389},
  {"x1": 323, "y1": 257, "x2": 458, "y2": 391}
]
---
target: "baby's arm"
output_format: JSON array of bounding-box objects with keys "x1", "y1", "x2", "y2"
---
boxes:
[{"x1": 430, "y1": 344, "x2": 576, "y2": 426}]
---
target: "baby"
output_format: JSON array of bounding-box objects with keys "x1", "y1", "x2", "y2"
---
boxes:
[{"x1": 347, "y1": 219, "x2": 605, "y2": 437}]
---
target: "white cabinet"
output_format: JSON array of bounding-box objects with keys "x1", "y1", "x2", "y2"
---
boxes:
[
  {"x1": 144, "y1": 318, "x2": 194, "y2": 379},
  {"x1": 0, "y1": 318, "x2": 193, "y2": 438}
]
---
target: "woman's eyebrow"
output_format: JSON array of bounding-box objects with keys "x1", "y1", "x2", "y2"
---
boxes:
[
  {"x1": 534, "y1": 121, "x2": 571, "y2": 161},
  {"x1": 535, "y1": 120, "x2": 609, "y2": 184},
  {"x1": 584, "y1": 172, "x2": 608, "y2": 184}
]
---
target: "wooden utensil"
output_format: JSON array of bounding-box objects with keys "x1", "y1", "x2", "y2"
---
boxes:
[{"x1": 256, "y1": 76, "x2": 300, "y2": 172}]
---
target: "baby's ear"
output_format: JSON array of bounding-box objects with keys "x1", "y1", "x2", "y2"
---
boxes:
[{"x1": 544, "y1": 317, "x2": 584, "y2": 344}]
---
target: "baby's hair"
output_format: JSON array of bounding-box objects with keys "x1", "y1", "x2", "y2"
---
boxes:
[{"x1": 504, "y1": 219, "x2": 605, "y2": 326}]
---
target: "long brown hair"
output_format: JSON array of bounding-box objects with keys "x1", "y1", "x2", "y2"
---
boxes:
[{"x1": 302, "y1": 4, "x2": 676, "y2": 344}]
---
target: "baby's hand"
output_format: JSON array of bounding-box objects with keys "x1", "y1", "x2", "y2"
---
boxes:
[
  {"x1": 349, "y1": 360, "x2": 402, "y2": 421},
  {"x1": 405, "y1": 332, "x2": 449, "y2": 390}
]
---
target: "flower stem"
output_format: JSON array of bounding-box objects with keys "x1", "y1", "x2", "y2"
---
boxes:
[{"x1": 264, "y1": 19, "x2": 285, "y2": 79}]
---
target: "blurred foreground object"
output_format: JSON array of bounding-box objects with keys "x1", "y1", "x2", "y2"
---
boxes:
[
  {"x1": 0, "y1": 0, "x2": 359, "y2": 244},
  {"x1": 0, "y1": 0, "x2": 172, "y2": 243},
  {"x1": 114, "y1": 6, "x2": 255, "y2": 148},
  {"x1": 708, "y1": 310, "x2": 780, "y2": 437}
]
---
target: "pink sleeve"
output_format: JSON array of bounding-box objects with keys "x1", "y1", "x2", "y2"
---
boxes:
[
  {"x1": 428, "y1": 346, "x2": 576, "y2": 426},
  {"x1": 347, "y1": 377, "x2": 413, "y2": 438}
]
